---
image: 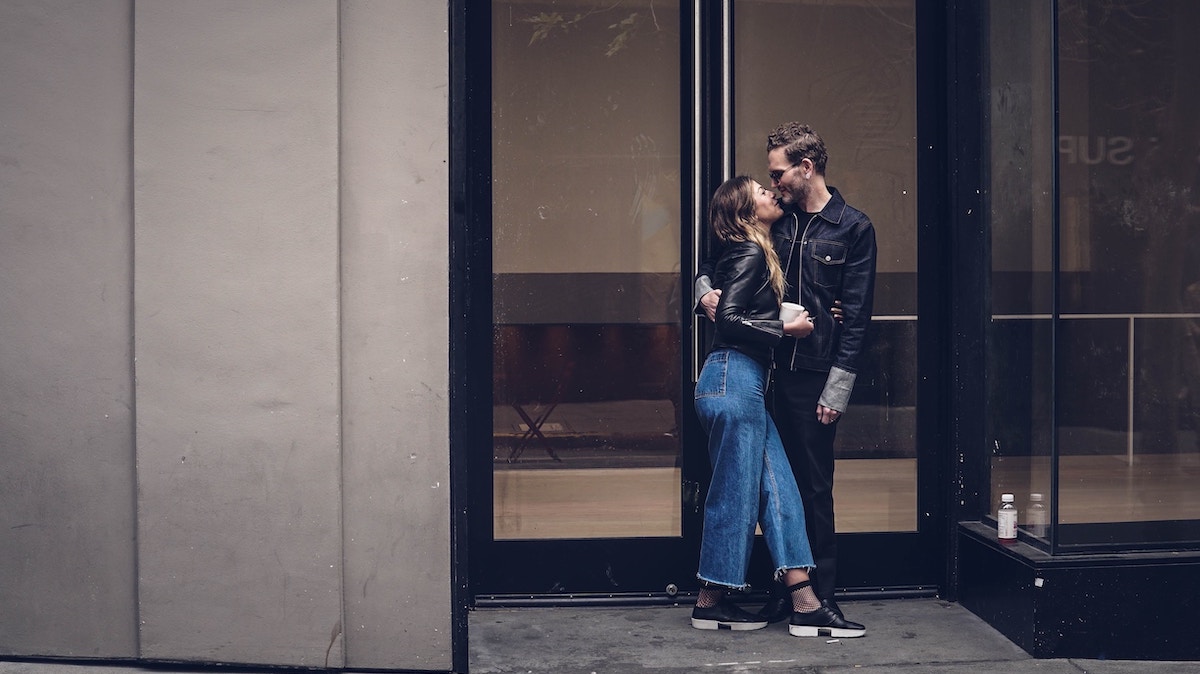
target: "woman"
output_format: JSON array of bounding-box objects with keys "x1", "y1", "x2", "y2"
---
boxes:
[{"x1": 691, "y1": 176, "x2": 865, "y2": 638}]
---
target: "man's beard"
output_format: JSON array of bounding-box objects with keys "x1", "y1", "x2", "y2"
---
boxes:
[{"x1": 783, "y1": 182, "x2": 809, "y2": 207}]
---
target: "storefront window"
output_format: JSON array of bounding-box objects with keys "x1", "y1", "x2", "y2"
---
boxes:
[
  {"x1": 1055, "y1": 0, "x2": 1200, "y2": 546},
  {"x1": 988, "y1": 0, "x2": 1200, "y2": 550}
]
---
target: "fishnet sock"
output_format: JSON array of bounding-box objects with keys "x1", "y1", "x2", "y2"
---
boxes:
[
  {"x1": 791, "y1": 583, "x2": 821, "y2": 612},
  {"x1": 696, "y1": 587, "x2": 722, "y2": 609}
]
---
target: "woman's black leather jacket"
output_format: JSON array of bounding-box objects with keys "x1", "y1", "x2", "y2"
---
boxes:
[{"x1": 709, "y1": 240, "x2": 783, "y2": 366}]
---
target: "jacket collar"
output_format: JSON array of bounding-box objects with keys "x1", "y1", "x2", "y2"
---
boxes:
[
  {"x1": 772, "y1": 187, "x2": 848, "y2": 238},
  {"x1": 818, "y1": 186, "x2": 848, "y2": 225}
]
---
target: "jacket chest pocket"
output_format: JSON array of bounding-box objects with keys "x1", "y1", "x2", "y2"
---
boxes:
[{"x1": 808, "y1": 239, "x2": 847, "y2": 288}]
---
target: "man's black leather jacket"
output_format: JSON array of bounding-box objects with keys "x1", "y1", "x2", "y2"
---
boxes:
[{"x1": 708, "y1": 240, "x2": 784, "y2": 367}]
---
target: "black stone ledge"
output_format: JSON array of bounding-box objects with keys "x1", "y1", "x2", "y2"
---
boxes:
[{"x1": 957, "y1": 520, "x2": 1200, "y2": 660}]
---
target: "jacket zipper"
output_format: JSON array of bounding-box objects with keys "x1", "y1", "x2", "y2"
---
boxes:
[{"x1": 782, "y1": 211, "x2": 820, "y2": 370}]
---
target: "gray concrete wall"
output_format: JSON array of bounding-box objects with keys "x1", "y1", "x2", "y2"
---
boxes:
[
  {"x1": 340, "y1": 1, "x2": 452, "y2": 668},
  {"x1": 132, "y1": 1, "x2": 345, "y2": 666},
  {"x1": 0, "y1": 0, "x2": 138, "y2": 658},
  {"x1": 0, "y1": 1, "x2": 452, "y2": 671}
]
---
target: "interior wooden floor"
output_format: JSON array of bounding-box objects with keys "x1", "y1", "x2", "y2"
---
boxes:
[
  {"x1": 494, "y1": 458, "x2": 917, "y2": 540},
  {"x1": 494, "y1": 453, "x2": 1200, "y2": 540}
]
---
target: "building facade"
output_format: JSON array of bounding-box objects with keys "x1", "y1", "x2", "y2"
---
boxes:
[
  {"x1": 2, "y1": 1, "x2": 1199, "y2": 672},
  {"x1": 1, "y1": 1, "x2": 459, "y2": 671}
]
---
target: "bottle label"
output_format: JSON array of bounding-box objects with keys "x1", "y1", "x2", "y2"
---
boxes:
[{"x1": 998, "y1": 509, "x2": 1018, "y2": 540}]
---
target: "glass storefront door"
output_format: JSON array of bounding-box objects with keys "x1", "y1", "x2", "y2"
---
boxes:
[
  {"x1": 472, "y1": 0, "x2": 939, "y2": 599},
  {"x1": 732, "y1": 0, "x2": 920, "y2": 536},
  {"x1": 490, "y1": 2, "x2": 684, "y2": 542},
  {"x1": 728, "y1": 0, "x2": 935, "y2": 592},
  {"x1": 477, "y1": 0, "x2": 691, "y2": 596}
]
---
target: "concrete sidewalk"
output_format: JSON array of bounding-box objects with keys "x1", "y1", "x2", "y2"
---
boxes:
[
  {"x1": 2, "y1": 599, "x2": 1195, "y2": 673},
  {"x1": 469, "y1": 598, "x2": 1198, "y2": 673}
]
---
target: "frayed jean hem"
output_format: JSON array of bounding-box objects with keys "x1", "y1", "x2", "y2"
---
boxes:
[
  {"x1": 772, "y1": 565, "x2": 817, "y2": 583},
  {"x1": 696, "y1": 574, "x2": 751, "y2": 593}
]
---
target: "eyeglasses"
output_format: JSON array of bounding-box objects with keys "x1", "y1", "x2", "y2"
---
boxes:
[{"x1": 768, "y1": 164, "x2": 797, "y2": 183}]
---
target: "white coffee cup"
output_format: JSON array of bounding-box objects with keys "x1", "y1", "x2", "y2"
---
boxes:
[{"x1": 779, "y1": 302, "x2": 805, "y2": 323}]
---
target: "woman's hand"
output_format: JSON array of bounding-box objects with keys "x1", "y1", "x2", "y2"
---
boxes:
[{"x1": 783, "y1": 310, "x2": 815, "y2": 338}]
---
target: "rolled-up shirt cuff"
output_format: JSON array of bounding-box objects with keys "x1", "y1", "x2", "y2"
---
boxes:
[
  {"x1": 818, "y1": 365, "x2": 857, "y2": 412},
  {"x1": 694, "y1": 275, "x2": 715, "y2": 314}
]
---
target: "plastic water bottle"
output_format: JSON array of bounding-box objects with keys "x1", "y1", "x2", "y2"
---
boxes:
[
  {"x1": 997, "y1": 493, "x2": 1018, "y2": 543},
  {"x1": 1027, "y1": 492, "x2": 1048, "y2": 538}
]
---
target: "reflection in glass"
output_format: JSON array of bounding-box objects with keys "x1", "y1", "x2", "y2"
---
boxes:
[
  {"x1": 985, "y1": 0, "x2": 1056, "y2": 542},
  {"x1": 1055, "y1": 0, "x2": 1200, "y2": 546},
  {"x1": 989, "y1": 0, "x2": 1200, "y2": 547},
  {"x1": 490, "y1": 1, "x2": 682, "y2": 540},
  {"x1": 734, "y1": 0, "x2": 918, "y2": 533}
]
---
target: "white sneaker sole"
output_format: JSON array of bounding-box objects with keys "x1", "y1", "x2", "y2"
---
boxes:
[
  {"x1": 788, "y1": 624, "x2": 866, "y2": 638},
  {"x1": 692, "y1": 618, "x2": 769, "y2": 631}
]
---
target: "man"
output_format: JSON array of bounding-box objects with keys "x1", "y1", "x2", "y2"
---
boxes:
[{"x1": 697, "y1": 122, "x2": 877, "y2": 630}]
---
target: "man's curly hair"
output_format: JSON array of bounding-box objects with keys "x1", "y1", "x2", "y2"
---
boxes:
[{"x1": 766, "y1": 122, "x2": 828, "y2": 175}]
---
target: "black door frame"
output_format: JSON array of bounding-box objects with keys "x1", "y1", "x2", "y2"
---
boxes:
[{"x1": 452, "y1": 0, "x2": 956, "y2": 605}]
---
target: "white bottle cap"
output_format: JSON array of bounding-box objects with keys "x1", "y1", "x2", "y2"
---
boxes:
[
  {"x1": 1001, "y1": 493, "x2": 1014, "y2": 503},
  {"x1": 1030, "y1": 493, "x2": 1043, "y2": 502}
]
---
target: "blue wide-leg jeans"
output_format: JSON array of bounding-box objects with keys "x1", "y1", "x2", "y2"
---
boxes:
[{"x1": 693, "y1": 348, "x2": 815, "y2": 590}]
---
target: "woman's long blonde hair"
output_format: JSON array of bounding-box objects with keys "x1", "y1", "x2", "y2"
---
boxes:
[{"x1": 708, "y1": 176, "x2": 786, "y2": 303}]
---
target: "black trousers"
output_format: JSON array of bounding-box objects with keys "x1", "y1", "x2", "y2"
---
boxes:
[{"x1": 769, "y1": 367, "x2": 839, "y2": 601}]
